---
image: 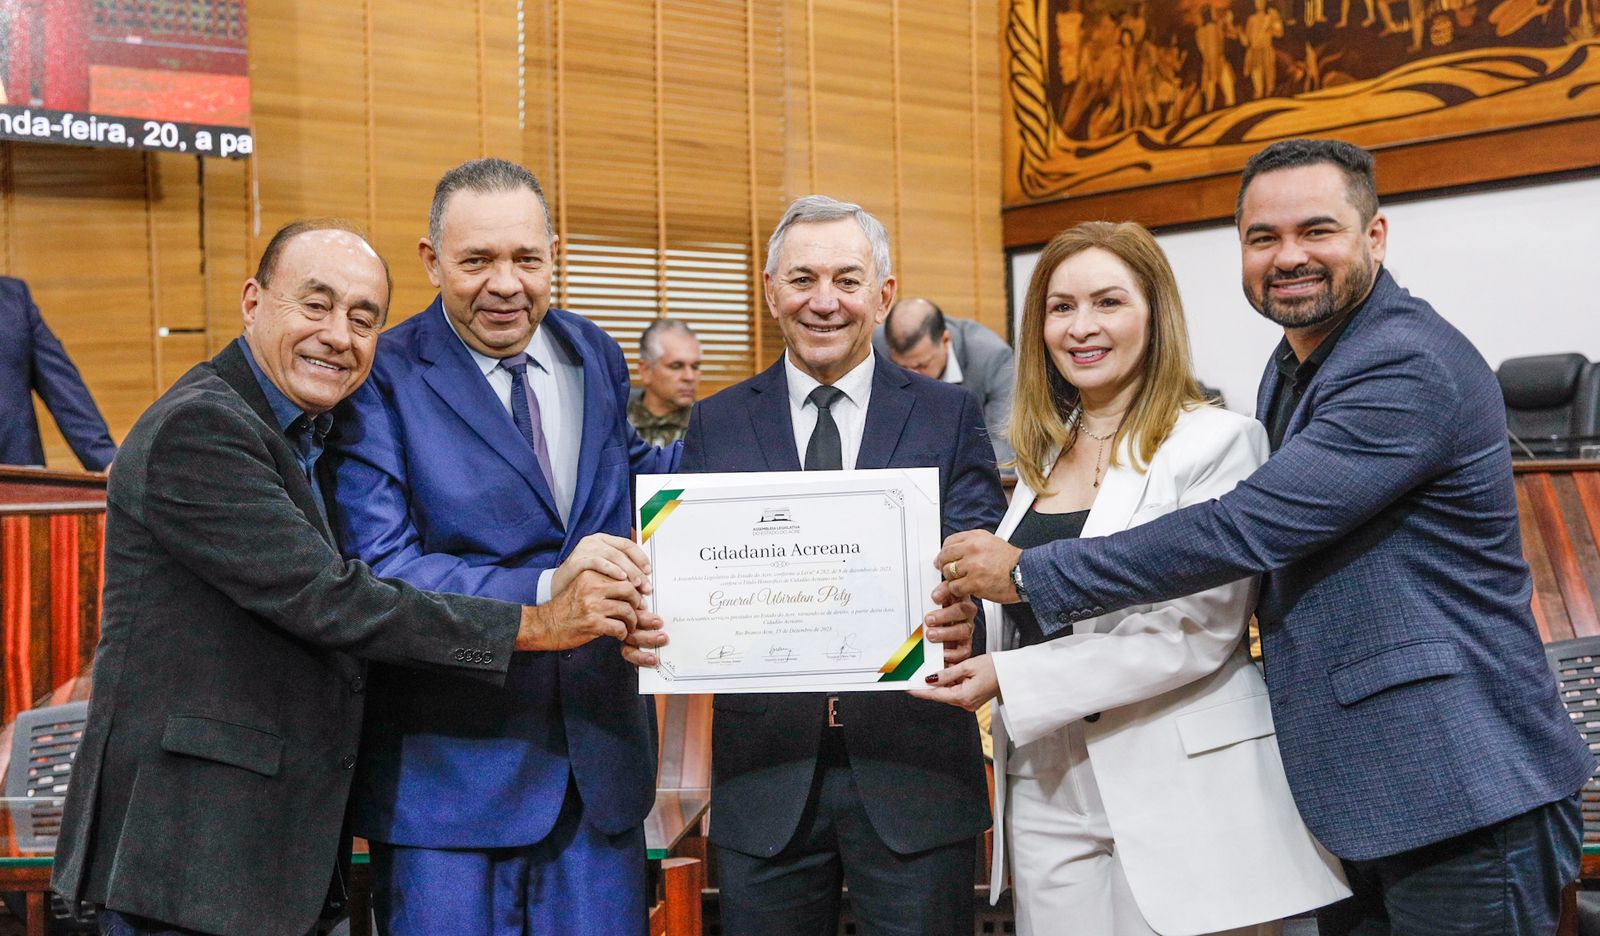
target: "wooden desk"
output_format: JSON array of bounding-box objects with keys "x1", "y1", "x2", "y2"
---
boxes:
[
  {"x1": 0, "y1": 468, "x2": 106, "y2": 726},
  {"x1": 1515, "y1": 460, "x2": 1600, "y2": 643}
]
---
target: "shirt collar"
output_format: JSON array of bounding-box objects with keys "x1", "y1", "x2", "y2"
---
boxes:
[
  {"x1": 942, "y1": 342, "x2": 963, "y2": 384},
  {"x1": 1271, "y1": 292, "x2": 1366, "y2": 390},
  {"x1": 239, "y1": 337, "x2": 332, "y2": 438},
  {"x1": 784, "y1": 349, "x2": 876, "y2": 411}
]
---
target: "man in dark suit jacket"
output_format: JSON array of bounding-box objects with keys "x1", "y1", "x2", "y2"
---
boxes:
[
  {"x1": 51, "y1": 220, "x2": 647, "y2": 936},
  {"x1": 874, "y1": 299, "x2": 1015, "y2": 471},
  {"x1": 325, "y1": 159, "x2": 673, "y2": 935},
  {"x1": 0, "y1": 276, "x2": 117, "y2": 469},
  {"x1": 665, "y1": 196, "x2": 1004, "y2": 936},
  {"x1": 933, "y1": 140, "x2": 1594, "y2": 933}
]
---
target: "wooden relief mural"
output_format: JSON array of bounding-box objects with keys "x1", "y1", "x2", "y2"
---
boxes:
[{"x1": 1001, "y1": 0, "x2": 1600, "y2": 204}]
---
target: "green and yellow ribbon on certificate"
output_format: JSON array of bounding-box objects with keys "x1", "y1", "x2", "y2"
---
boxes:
[{"x1": 635, "y1": 468, "x2": 944, "y2": 695}]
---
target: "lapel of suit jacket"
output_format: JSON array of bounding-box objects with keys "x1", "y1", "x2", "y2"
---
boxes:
[
  {"x1": 214, "y1": 339, "x2": 335, "y2": 545},
  {"x1": 1270, "y1": 266, "x2": 1399, "y2": 443},
  {"x1": 415, "y1": 299, "x2": 561, "y2": 520},
  {"x1": 746, "y1": 359, "x2": 802, "y2": 470},
  {"x1": 1080, "y1": 437, "x2": 1152, "y2": 539},
  {"x1": 854, "y1": 359, "x2": 914, "y2": 470},
  {"x1": 547, "y1": 310, "x2": 604, "y2": 535}
]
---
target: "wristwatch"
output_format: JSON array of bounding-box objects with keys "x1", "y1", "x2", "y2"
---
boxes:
[{"x1": 1010, "y1": 561, "x2": 1029, "y2": 603}]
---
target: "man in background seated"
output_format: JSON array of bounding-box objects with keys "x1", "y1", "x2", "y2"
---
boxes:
[
  {"x1": 0, "y1": 276, "x2": 117, "y2": 470},
  {"x1": 52, "y1": 219, "x2": 647, "y2": 936},
  {"x1": 875, "y1": 297, "x2": 1015, "y2": 471},
  {"x1": 934, "y1": 138, "x2": 1593, "y2": 935},
  {"x1": 326, "y1": 158, "x2": 675, "y2": 936},
  {"x1": 653, "y1": 195, "x2": 1004, "y2": 936},
  {"x1": 628, "y1": 317, "x2": 701, "y2": 445}
]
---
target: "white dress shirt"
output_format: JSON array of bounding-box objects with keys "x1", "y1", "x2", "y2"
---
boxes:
[
  {"x1": 942, "y1": 344, "x2": 964, "y2": 384},
  {"x1": 784, "y1": 351, "x2": 875, "y2": 470},
  {"x1": 449, "y1": 310, "x2": 585, "y2": 603}
]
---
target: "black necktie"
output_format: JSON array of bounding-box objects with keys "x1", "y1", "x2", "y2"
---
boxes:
[{"x1": 805, "y1": 385, "x2": 846, "y2": 471}]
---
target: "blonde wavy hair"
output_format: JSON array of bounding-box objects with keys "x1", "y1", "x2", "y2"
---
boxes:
[{"x1": 1008, "y1": 221, "x2": 1208, "y2": 495}]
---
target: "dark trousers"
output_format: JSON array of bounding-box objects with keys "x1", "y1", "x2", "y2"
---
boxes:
[
  {"x1": 98, "y1": 908, "x2": 316, "y2": 936},
  {"x1": 716, "y1": 731, "x2": 976, "y2": 936},
  {"x1": 1318, "y1": 791, "x2": 1583, "y2": 936}
]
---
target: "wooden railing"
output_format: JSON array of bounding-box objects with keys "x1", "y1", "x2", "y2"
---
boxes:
[
  {"x1": 0, "y1": 468, "x2": 106, "y2": 726},
  {"x1": 1515, "y1": 460, "x2": 1600, "y2": 643}
]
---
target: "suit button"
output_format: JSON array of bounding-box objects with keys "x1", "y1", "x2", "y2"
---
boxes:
[
  {"x1": 341, "y1": 755, "x2": 356, "y2": 770},
  {"x1": 1057, "y1": 613, "x2": 1071, "y2": 624},
  {"x1": 1084, "y1": 712, "x2": 1101, "y2": 723},
  {"x1": 350, "y1": 675, "x2": 365, "y2": 693},
  {"x1": 561, "y1": 651, "x2": 574, "y2": 660},
  {"x1": 1093, "y1": 606, "x2": 1104, "y2": 613}
]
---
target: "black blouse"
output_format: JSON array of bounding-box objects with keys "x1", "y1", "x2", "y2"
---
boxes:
[{"x1": 1004, "y1": 505, "x2": 1090, "y2": 648}]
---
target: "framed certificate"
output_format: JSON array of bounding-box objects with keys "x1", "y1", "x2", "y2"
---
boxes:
[{"x1": 635, "y1": 468, "x2": 943, "y2": 694}]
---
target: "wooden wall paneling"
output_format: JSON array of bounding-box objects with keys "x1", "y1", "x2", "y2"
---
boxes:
[
  {"x1": 807, "y1": 0, "x2": 896, "y2": 231},
  {"x1": 47, "y1": 516, "x2": 79, "y2": 690},
  {"x1": 482, "y1": 0, "x2": 525, "y2": 161},
  {"x1": 1520, "y1": 476, "x2": 1574, "y2": 642},
  {"x1": 201, "y1": 157, "x2": 252, "y2": 355},
  {"x1": 12, "y1": 146, "x2": 155, "y2": 469},
  {"x1": 148, "y1": 153, "x2": 211, "y2": 389},
  {"x1": 662, "y1": 0, "x2": 759, "y2": 394},
  {"x1": 370, "y1": 0, "x2": 508, "y2": 322},
  {"x1": 0, "y1": 143, "x2": 11, "y2": 274},
  {"x1": 559, "y1": 0, "x2": 662, "y2": 336},
  {"x1": 522, "y1": 0, "x2": 558, "y2": 196},
  {"x1": 250, "y1": 0, "x2": 375, "y2": 239},
  {"x1": 897, "y1": 3, "x2": 983, "y2": 318},
  {"x1": 970, "y1": 0, "x2": 1005, "y2": 333}
]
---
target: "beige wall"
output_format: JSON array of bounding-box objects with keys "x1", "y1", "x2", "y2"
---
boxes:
[{"x1": 9, "y1": 0, "x2": 1003, "y2": 469}]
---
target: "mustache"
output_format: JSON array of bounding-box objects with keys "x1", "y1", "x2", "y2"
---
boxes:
[{"x1": 1263, "y1": 264, "x2": 1331, "y2": 286}]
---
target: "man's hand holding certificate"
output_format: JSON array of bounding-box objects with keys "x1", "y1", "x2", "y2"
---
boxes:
[{"x1": 631, "y1": 468, "x2": 960, "y2": 693}]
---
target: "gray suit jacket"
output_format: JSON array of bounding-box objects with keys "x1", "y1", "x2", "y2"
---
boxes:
[
  {"x1": 52, "y1": 339, "x2": 521, "y2": 936},
  {"x1": 874, "y1": 317, "x2": 1014, "y2": 471}
]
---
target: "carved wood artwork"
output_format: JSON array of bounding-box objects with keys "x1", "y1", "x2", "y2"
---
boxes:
[{"x1": 1001, "y1": 0, "x2": 1600, "y2": 217}]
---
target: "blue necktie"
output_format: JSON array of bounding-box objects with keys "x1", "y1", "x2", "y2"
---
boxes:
[{"x1": 499, "y1": 352, "x2": 557, "y2": 491}]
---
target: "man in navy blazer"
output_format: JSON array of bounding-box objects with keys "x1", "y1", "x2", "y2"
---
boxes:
[
  {"x1": 326, "y1": 159, "x2": 676, "y2": 935},
  {"x1": 0, "y1": 276, "x2": 117, "y2": 470},
  {"x1": 653, "y1": 196, "x2": 1004, "y2": 936},
  {"x1": 936, "y1": 140, "x2": 1593, "y2": 933}
]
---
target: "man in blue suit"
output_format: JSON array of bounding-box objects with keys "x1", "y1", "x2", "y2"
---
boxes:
[
  {"x1": 0, "y1": 277, "x2": 117, "y2": 470},
  {"x1": 638, "y1": 196, "x2": 1003, "y2": 936},
  {"x1": 326, "y1": 158, "x2": 677, "y2": 935},
  {"x1": 932, "y1": 139, "x2": 1594, "y2": 933}
]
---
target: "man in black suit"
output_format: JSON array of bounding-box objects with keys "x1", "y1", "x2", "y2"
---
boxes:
[
  {"x1": 51, "y1": 219, "x2": 655, "y2": 936},
  {"x1": 644, "y1": 196, "x2": 1004, "y2": 936}
]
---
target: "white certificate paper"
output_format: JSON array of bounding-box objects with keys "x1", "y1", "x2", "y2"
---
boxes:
[{"x1": 636, "y1": 468, "x2": 943, "y2": 694}]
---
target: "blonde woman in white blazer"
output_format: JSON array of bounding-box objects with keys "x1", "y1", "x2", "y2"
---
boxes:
[{"x1": 915, "y1": 222, "x2": 1347, "y2": 936}]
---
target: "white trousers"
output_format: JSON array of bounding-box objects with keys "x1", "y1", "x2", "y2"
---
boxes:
[{"x1": 1004, "y1": 722, "x2": 1283, "y2": 936}]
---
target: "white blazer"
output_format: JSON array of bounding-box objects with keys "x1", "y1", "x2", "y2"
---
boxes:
[{"x1": 986, "y1": 406, "x2": 1349, "y2": 935}]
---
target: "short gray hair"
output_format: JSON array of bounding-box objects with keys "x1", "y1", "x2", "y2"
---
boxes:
[
  {"x1": 764, "y1": 195, "x2": 892, "y2": 285},
  {"x1": 640, "y1": 318, "x2": 698, "y2": 364},
  {"x1": 429, "y1": 158, "x2": 554, "y2": 247}
]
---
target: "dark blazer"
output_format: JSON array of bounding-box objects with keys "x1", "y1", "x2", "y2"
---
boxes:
[
  {"x1": 682, "y1": 356, "x2": 1005, "y2": 857},
  {"x1": 324, "y1": 301, "x2": 677, "y2": 849},
  {"x1": 1019, "y1": 269, "x2": 1595, "y2": 861},
  {"x1": 0, "y1": 276, "x2": 116, "y2": 469},
  {"x1": 873, "y1": 317, "x2": 1016, "y2": 469},
  {"x1": 52, "y1": 339, "x2": 520, "y2": 936}
]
